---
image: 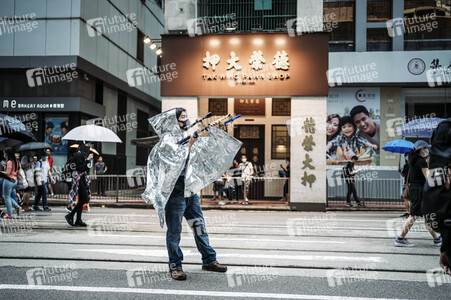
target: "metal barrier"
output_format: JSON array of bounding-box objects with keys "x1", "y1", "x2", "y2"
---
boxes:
[{"x1": 327, "y1": 177, "x2": 405, "y2": 208}]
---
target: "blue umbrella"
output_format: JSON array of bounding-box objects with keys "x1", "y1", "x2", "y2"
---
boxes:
[
  {"x1": 382, "y1": 140, "x2": 414, "y2": 154},
  {"x1": 396, "y1": 117, "x2": 445, "y2": 138}
]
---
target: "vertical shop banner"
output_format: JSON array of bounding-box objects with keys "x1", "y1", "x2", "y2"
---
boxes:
[
  {"x1": 326, "y1": 88, "x2": 380, "y2": 166},
  {"x1": 45, "y1": 117, "x2": 69, "y2": 154}
]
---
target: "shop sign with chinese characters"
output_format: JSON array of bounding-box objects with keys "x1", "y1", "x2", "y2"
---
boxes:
[
  {"x1": 161, "y1": 33, "x2": 329, "y2": 97},
  {"x1": 301, "y1": 117, "x2": 317, "y2": 188}
]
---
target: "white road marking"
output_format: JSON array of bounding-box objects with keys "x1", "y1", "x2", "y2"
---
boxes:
[
  {"x1": 78, "y1": 248, "x2": 385, "y2": 262},
  {"x1": 0, "y1": 284, "x2": 406, "y2": 299}
]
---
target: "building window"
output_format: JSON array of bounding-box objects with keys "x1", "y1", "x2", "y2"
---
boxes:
[
  {"x1": 367, "y1": 28, "x2": 392, "y2": 51},
  {"x1": 404, "y1": 0, "x2": 451, "y2": 50},
  {"x1": 271, "y1": 125, "x2": 290, "y2": 159},
  {"x1": 324, "y1": 0, "x2": 355, "y2": 52},
  {"x1": 367, "y1": 0, "x2": 392, "y2": 23},
  {"x1": 137, "y1": 30, "x2": 144, "y2": 63},
  {"x1": 366, "y1": 0, "x2": 392, "y2": 51},
  {"x1": 95, "y1": 80, "x2": 103, "y2": 105},
  {"x1": 209, "y1": 98, "x2": 228, "y2": 116},
  {"x1": 272, "y1": 98, "x2": 291, "y2": 116}
]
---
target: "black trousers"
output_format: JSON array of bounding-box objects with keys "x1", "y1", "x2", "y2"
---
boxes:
[
  {"x1": 97, "y1": 177, "x2": 105, "y2": 194},
  {"x1": 346, "y1": 181, "x2": 361, "y2": 204},
  {"x1": 70, "y1": 175, "x2": 89, "y2": 221}
]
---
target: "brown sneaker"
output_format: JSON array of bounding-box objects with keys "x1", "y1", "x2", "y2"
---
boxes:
[
  {"x1": 202, "y1": 261, "x2": 227, "y2": 272},
  {"x1": 170, "y1": 268, "x2": 187, "y2": 281}
]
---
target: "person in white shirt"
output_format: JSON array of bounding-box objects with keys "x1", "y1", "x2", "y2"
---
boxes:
[
  {"x1": 239, "y1": 155, "x2": 254, "y2": 205},
  {"x1": 33, "y1": 151, "x2": 55, "y2": 211}
]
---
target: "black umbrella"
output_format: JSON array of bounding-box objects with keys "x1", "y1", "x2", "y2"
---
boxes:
[
  {"x1": 0, "y1": 137, "x2": 23, "y2": 150},
  {"x1": 0, "y1": 114, "x2": 36, "y2": 142},
  {"x1": 16, "y1": 142, "x2": 52, "y2": 152}
]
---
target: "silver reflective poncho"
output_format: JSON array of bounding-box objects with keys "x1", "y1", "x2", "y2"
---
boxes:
[{"x1": 142, "y1": 108, "x2": 242, "y2": 227}]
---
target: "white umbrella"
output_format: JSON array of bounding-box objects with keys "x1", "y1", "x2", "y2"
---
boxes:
[{"x1": 62, "y1": 125, "x2": 122, "y2": 143}]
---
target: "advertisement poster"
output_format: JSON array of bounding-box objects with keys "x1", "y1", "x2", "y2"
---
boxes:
[
  {"x1": 45, "y1": 117, "x2": 69, "y2": 154},
  {"x1": 326, "y1": 88, "x2": 380, "y2": 166}
]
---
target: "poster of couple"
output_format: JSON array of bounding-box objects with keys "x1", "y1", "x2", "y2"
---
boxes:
[{"x1": 326, "y1": 88, "x2": 380, "y2": 166}]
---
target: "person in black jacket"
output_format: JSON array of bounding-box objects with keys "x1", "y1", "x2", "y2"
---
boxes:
[
  {"x1": 64, "y1": 143, "x2": 93, "y2": 227},
  {"x1": 399, "y1": 155, "x2": 410, "y2": 217},
  {"x1": 344, "y1": 156, "x2": 364, "y2": 207}
]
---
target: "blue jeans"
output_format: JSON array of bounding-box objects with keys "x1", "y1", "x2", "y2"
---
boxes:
[
  {"x1": 34, "y1": 183, "x2": 48, "y2": 208},
  {"x1": 165, "y1": 192, "x2": 217, "y2": 270},
  {"x1": 3, "y1": 180, "x2": 19, "y2": 216}
]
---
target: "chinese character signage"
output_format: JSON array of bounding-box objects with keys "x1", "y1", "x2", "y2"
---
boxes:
[
  {"x1": 234, "y1": 98, "x2": 265, "y2": 116},
  {"x1": 161, "y1": 33, "x2": 329, "y2": 97}
]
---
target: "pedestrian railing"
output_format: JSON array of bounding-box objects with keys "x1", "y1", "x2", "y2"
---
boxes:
[{"x1": 327, "y1": 177, "x2": 405, "y2": 208}]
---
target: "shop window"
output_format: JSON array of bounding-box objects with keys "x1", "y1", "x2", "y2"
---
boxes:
[
  {"x1": 272, "y1": 98, "x2": 291, "y2": 116},
  {"x1": 136, "y1": 109, "x2": 150, "y2": 166},
  {"x1": 137, "y1": 30, "x2": 144, "y2": 63},
  {"x1": 404, "y1": 0, "x2": 451, "y2": 50},
  {"x1": 323, "y1": 0, "x2": 355, "y2": 52},
  {"x1": 404, "y1": 88, "x2": 450, "y2": 119},
  {"x1": 271, "y1": 125, "x2": 290, "y2": 159},
  {"x1": 367, "y1": 0, "x2": 392, "y2": 23},
  {"x1": 209, "y1": 98, "x2": 228, "y2": 116}
]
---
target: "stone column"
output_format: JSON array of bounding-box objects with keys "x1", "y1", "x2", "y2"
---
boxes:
[
  {"x1": 289, "y1": 97, "x2": 327, "y2": 211},
  {"x1": 162, "y1": 96, "x2": 198, "y2": 121}
]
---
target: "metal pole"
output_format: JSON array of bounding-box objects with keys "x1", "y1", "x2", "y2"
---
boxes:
[{"x1": 116, "y1": 175, "x2": 119, "y2": 203}]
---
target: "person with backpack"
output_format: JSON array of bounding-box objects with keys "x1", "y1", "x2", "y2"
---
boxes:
[
  {"x1": 1, "y1": 148, "x2": 22, "y2": 218},
  {"x1": 33, "y1": 150, "x2": 55, "y2": 211},
  {"x1": 343, "y1": 156, "x2": 364, "y2": 207},
  {"x1": 394, "y1": 140, "x2": 442, "y2": 247},
  {"x1": 422, "y1": 118, "x2": 451, "y2": 274}
]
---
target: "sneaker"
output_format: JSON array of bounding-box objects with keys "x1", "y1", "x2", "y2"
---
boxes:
[
  {"x1": 434, "y1": 236, "x2": 442, "y2": 247},
  {"x1": 65, "y1": 206, "x2": 72, "y2": 213},
  {"x1": 357, "y1": 203, "x2": 365, "y2": 207},
  {"x1": 74, "y1": 220, "x2": 87, "y2": 227},
  {"x1": 170, "y1": 268, "x2": 187, "y2": 281},
  {"x1": 33, "y1": 206, "x2": 42, "y2": 211},
  {"x1": 218, "y1": 201, "x2": 226, "y2": 206},
  {"x1": 346, "y1": 203, "x2": 355, "y2": 207},
  {"x1": 65, "y1": 214, "x2": 74, "y2": 226},
  {"x1": 400, "y1": 213, "x2": 410, "y2": 218},
  {"x1": 43, "y1": 207, "x2": 51, "y2": 212},
  {"x1": 394, "y1": 237, "x2": 414, "y2": 247},
  {"x1": 202, "y1": 261, "x2": 227, "y2": 272}
]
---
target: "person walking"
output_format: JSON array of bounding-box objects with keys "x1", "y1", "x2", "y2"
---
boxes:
[
  {"x1": 65, "y1": 143, "x2": 93, "y2": 227},
  {"x1": 344, "y1": 156, "x2": 364, "y2": 207},
  {"x1": 394, "y1": 140, "x2": 442, "y2": 247},
  {"x1": 46, "y1": 148, "x2": 60, "y2": 198},
  {"x1": 1, "y1": 148, "x2": 22, "y2": 218},
  {"x1": 280, "y1": 157, "x2": 290, "y2": 202},
  {"x1": 399, "y1": 155, "x2": 410, "y2": 218},
  {"x1": 20, "y1": 151, "x2": 37, "y2": 212},
  {"x1": 94, "y1": 156, "x2": 107, "y2": 196},
  {"x1": 239, "y1": 155, "x2": 254, "y2": 205},
  {"x1": 33, "y1": 151, "x2": 55, "y2": 211}
]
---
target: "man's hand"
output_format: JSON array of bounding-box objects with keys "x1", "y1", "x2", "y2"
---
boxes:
[
  {"x1": 10, "y1": 178, "x2": 16, "y2": 183},
  {"x1": 87, "y1": 153, "x2": 94, "y2": 161},
  {"x1": 51, "y1": 178, "x2": 56, "y2": 184},
  {"x1": 439, "y1": 252, "x2": 451, "y2": 275},
  {"x1": 189, "y1": 134, "x2": 198, "y2": 148}
]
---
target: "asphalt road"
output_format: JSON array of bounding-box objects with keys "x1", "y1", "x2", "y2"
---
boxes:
[{"x1": 0, "y1": 207, "x2": 450, "y2": 299}]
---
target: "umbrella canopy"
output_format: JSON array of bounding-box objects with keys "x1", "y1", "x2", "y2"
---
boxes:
[
  {"x1": 62, "y1": 125, "x2": 122, "y2": 143},
  {"x1": 0, "y1": 137, "x2": 23, "y2": 151},
  {"x1": 396, "y1": 117, "x2": 445, "y2": 138},
  {"x1": 0, "y1": 114, "x2": 36, "y2": 142},
  {"x1": 382, "y1": 140, "x2": 414, "y2": 154},
  {"x1": 16, "y1": 142, "x2": 52, "y2": 152}
]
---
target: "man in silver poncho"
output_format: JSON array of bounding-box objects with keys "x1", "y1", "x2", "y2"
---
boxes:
[{"x1": 142, "y1": 108, "x2": 242, "y2": 281}]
